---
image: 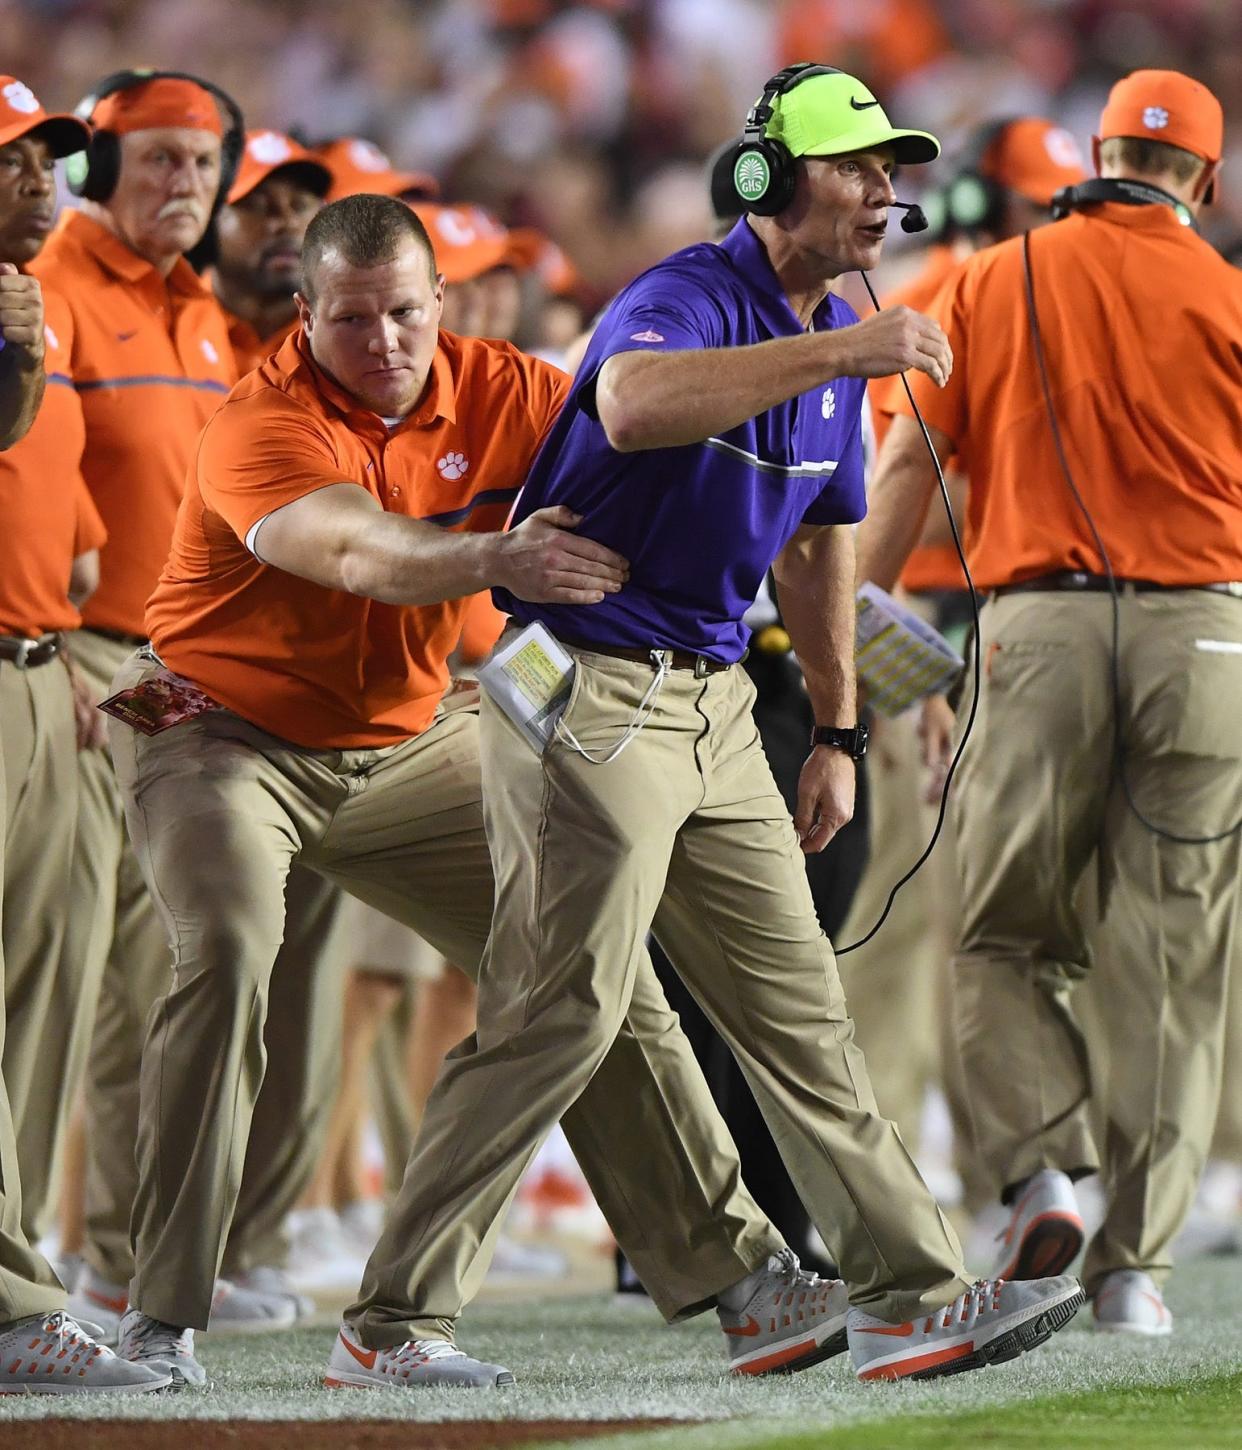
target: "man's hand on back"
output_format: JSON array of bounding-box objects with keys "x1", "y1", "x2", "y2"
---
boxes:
[
  {"x1": 837, "y1": 305, "x2": 952, "y2": 388},
  {"x1": 495, "y1": 506, "x2": 630, "y2": 605}
]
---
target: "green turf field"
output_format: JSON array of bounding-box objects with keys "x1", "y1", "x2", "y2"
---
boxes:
[{"x1": 0, "y1": 1255, "x2": 1238, "y2": 1446}]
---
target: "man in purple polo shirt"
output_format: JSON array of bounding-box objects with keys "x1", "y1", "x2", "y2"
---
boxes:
[{"x1": 345, "y1": 65, "x2": 1084, "y2": 1384}]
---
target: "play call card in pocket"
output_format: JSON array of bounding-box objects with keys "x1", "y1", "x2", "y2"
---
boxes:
[{"x1": 98, "y1": 669, "x2": 222, "y2": 736}]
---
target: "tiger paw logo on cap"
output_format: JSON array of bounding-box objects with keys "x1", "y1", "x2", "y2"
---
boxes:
[
  {"x1": 734, "y1": 152, "x2": 770, "y2": 201},
  {"x1": 1142, "y1": 106, "x2": 1170, "y2": 130},
  {"x1": 2, "y1": 81, "x2": 39, "y2": 115},
  {"x1": 248, "y1": 131, "x2": 293, "y2": 165}
]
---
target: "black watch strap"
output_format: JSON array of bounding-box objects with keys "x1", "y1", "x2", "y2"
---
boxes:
[{"x1": 811, "y1": 723, "x2": 869, "y2": 761}]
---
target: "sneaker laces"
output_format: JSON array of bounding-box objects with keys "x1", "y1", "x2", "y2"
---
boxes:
[
  {"x1": 387, "y1": 1338, "x2": 467, "y2": 1366},
  {"x1": 925, "y1": 1279, "x2": 1005, "y2": 1334},
  {"x1": 40, "y1": 1312, "x2": 110, "y2": 1361},
  {"x1": 127, "y1": 1315, "x2": 193, "y2": 1360},
  {"x1": 767, "y1": 1247, "x2": 823, "y2": 1290}
]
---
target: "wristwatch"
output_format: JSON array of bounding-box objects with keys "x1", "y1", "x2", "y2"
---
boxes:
[{"x1": 811, "y1": 723, "x2": 869, "y2": 761}]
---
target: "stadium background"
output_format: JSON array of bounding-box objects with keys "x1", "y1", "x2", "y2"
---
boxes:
[{"x1": 2, "y1": 0, "x2": 1241, "y2": 1445}]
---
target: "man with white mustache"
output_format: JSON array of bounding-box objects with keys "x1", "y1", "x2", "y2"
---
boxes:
[{"x1": 31, "y1": 75, "x2": 298, "y2": 1336}]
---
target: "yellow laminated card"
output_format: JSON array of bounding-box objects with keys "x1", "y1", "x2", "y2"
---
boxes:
[
  {"x1": 476, "y1": 621, "x2": 576, "y2": 751},
  {"x1": 855, "y1": 582, "x2": 964, "y2": 717}
]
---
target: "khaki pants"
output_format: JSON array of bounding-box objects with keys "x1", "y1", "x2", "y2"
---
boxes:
[
  {"x1": 67, "y1": 630, "x2": 347, "y2": 1284},
  {"x1": 0, "y1": 655, "x2": 78, "y2": 1240},
  {"x1": 952, "y1": 590, "x2": 1242, "y2": 1291},
  {"x1": 0, "y1": 658, "x2": 67, "y2": 1323},
  {"x1": 109, "y1": 650, "x2": 779, "y2": 1331},
  {"x1": 349, "y1": 650, "x2": 969, "y2": 1346}
]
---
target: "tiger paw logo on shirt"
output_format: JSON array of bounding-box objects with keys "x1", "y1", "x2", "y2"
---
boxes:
[{"x1": 437, "y1": 451, "x2": 468, "y2": 480}]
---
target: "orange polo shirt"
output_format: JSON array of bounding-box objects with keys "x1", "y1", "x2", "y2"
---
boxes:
[
  {"x1": 869, "y1": 244, "x2": 968, "y2": 594},
  {"x1": 0, "y1": 284, "x2": 106, "y2": 637},
  {"x1": 30, "y1": 210, "x2": 237, "y2": 637},
  {"x1": 224, "y1": 310, "x2": 299, "y2": 376},
  {"x1": 147, "y1": 329, "x2": 570, "y2": 748},
  {"x1": 897, "y1": 203, "x2": 1242, "y2": 590}
]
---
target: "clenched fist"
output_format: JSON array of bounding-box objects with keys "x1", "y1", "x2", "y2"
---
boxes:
[
  {"x1": 0, "y1": 263, "x2": 45, "y2": 365},
  {"x1": 838, "y1": 305, "x2": 952, "y2": 389}
]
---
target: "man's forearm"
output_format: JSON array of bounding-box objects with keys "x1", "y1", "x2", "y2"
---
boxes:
[
  {"x1": 596, "y1": 331, "x2": 857, "y2": 452},
  {"x1": 0, "y1": 353, "x2": 45, "y2": 450},
  {"x1": 773, "y1": 524, "x2": 857, "y2": 728},
  {"x1": 855, "y1": 414, "x2": 953, "y2": 591},
  {"x1": 338, "y1": 511, "x2": 498, "y2": 605}
]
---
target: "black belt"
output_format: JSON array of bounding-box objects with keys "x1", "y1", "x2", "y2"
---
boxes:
[
  {"x1": 992, "y1": 571, "x2": 1242, "y2": 600},
  {"x1": 87, "y1": 625, "x2": 148, "y2": 647},
  {"x1": 561, "y1": 638, "x2": 738, "y2": 676},
  {"x1": 0, "y1": 632, "x2": 64, "y2": 669}
]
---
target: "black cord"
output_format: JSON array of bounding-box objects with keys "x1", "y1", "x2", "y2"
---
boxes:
[
  {"x1": 837, "y1": 271, "x2": 983, "y2": 955},
  {"x1": 1021, "y1": 229, "x2": 1242, "y2": 845}
]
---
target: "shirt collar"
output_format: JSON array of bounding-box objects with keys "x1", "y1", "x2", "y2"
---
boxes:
[
  {"x1": 288, "y1": 330, "x2": 458, "y2": 429},
  {"x1": 61, "y1": 210, "x2": 212, "y2": 296},
  {"x1": 718, "y1": 217, "x2": 838, "y2": 333}
]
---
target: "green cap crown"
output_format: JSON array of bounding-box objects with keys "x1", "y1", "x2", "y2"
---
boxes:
[{"x1": 764, "y1": 70, "x2": 939, "y2": 165}]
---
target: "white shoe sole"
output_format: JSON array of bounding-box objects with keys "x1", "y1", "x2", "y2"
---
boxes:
[
  {"x1": 323, "y1": 1368, "x2": 515, "y2": 1390},
  {"x1": 0, "y1": 1374, "x2": 172, "y2": 1395},
  {"x1": 729, "y1": 1316, "x2": 849, "y2": 1376}
]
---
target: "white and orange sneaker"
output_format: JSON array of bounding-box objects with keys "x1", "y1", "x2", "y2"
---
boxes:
[
  {"x1": 1092, "y1": 1271, "x2": 1172, "y2": 1336},
  {"x1": 66, "y1": 1266, "x2": 129, "y2": 1347},
  {"x1": 324, "y1": 1321, "x2": 514, "y2": 1389},
  {"x1": 0, "y1": 1311, "x2": 170, "y2": 1395},
  {"x1": 717, "y1": 1249, "x2": 849, "y2": 1376},
  {"x1": 847, "y1": 1276, "x2": 1084, "y2": 1381},
  {"x1": 993, "y1": 1170, "x2": 1084, "y2": 1280}
]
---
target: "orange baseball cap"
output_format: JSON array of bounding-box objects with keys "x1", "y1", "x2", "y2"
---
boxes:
[
  {"x1": 412, "y1": 203, "x2": 514, "y2": 283},
  {"x1": 91, "y1": 76, "x2": 223, "y2": 137},
  {"x1": 1099, "y1": 69, "x2": 1223, "y2": 164},
  {"x1": 0, "y1": 75, "x2": 90, "y2": 157},
  {"x1": 228, "y1": 129, "x2": 332, "y2": 206},
  {"x1": 505, "y1": 227, "x2": 582, "y2": 297},
  {"x1": 981, "y1": 118, "x2": 1088, "y2": 205},
  {"x1": 316, "y1": 137, "x2": 439, "y2": 202}
]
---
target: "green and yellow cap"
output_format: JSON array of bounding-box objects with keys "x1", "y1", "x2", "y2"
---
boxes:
[{"x1": 766, "y1": 70, "x2": 939, "y2": 165}]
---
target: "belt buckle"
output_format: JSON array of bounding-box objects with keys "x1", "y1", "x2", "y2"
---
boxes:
[
  {"x1": 12, "y1": 638, "x2": 39, "y2": 670},
  {"x1": 694, "y1": 654, "x2": 711, "y2": 679}
]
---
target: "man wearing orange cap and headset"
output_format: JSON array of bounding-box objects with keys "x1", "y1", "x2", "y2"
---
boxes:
[
  {"x1": 0, "y1": 73, "x2": 172, "y2": 1395},
  {"x1": 839, "y1": 117, "x2": 1089, "y2": 1216},
  {"x1": 860, "y1": 69, "x2": 1242, "y2": 1335},
  {"x1": 213, "y1": 129, "x2": 333, "y2": 372},
  {"x1": 29, "y1": 71, "x2": 304, "y2": 1337}
]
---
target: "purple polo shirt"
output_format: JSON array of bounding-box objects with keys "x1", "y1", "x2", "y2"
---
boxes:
[{"x1": 494, "y1": 218, "x2": 867, "y2": 662}]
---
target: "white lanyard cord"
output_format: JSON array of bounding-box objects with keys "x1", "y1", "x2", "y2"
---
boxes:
[{"x1": 553, "y1": 650, "x2": 669, "y2": 764}]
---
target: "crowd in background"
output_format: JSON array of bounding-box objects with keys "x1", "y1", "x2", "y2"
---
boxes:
[{"x1": 5, "y1": 0, "x2": 1242, "y2": 302}]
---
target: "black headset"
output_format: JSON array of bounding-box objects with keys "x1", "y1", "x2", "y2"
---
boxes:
[
  {"x1": 1050, "y1": 176, "x2": 1197, "y2": 231},
  {"x1": 731, "y1": 63, "x2": 843, "y2": 216},
  {"x1": 64, "y1": 68, "x2": 245, "y2": 208},
  {"x1": 921, "y1": 117, "x2": 1020, "y2": 240}
]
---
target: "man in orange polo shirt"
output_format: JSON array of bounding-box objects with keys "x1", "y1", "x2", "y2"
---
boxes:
[
  {"x1": 859, "y1": 69, "x2": 1242, "y2": 1334},
  {"x1": 0, "y1": 73, "x2": 171, "y2": 1396},
  {"x1": 110, "y1": 195, "x2": 843, "y2": 1389},
  {"x1": 212, "y1": 130, "x2": 332, "y2": 373},
  {"x1": 0, "y1": 76, "x2": 113, "y2": 1252},
  {"x1": 841, "y1": 118, "x2": 1088, "y2": 1211},
  {"x1": 31, "y1": 72, "x2": 307, "y2": 1337}
]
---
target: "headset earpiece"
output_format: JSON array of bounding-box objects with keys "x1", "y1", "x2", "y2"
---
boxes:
[
  {"x1": 922, "y1": 117, "x2": 1019, "y2": 241},
  {"x1": 732, "y1": 62, "x2": 842, "y2": 216},
  {"x1": 64, "y1": 69, "x2": 244, "y2": 210}
]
